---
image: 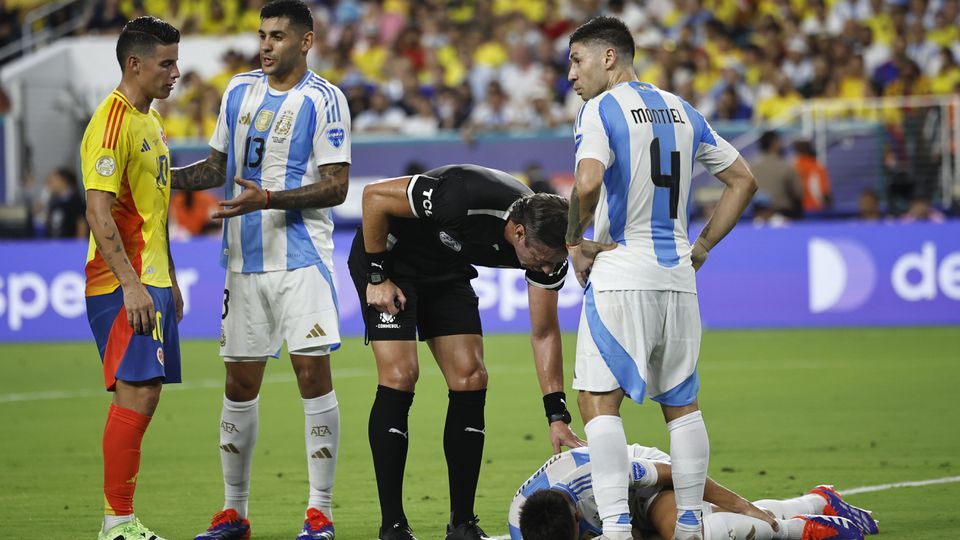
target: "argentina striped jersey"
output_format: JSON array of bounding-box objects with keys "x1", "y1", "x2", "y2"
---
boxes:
[
  {"x1": 210, "y1": 69, "x2": 351, "y2": 273},
  {"x1": 507, "y1": 444, "x2": 670, "y2": 539},
  {"x1": 575, "y1": 82, "x2": 738, "y2": 293}
]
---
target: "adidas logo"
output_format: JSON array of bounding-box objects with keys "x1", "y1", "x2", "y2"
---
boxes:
[
  {"x1": 311, "y1": 447, "x2": 334, "y2": 459},
  {"x1": 305, "y1": 323, "x2": 326, "y2": 339},
  {"x1": 220, "y1": 443, "x2": 240, "y2": 454},
  {"x1": 140, "y1": 139, "x2": 150, "y2": 152}
]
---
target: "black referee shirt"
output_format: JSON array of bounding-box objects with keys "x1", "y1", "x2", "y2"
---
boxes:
[{"x1": 386, "y1": 164, "x2": 567, "y2": 289}]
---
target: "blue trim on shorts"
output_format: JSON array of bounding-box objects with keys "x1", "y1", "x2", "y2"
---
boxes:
[
  {"x1": 315, "y1": 261, "x2": 341, "y2": 352},
  {"x1": 584, "y1": 284, "x2": 647, "y2": 403},
  {"x1": 509, "y1": 523, "x2": 522, "y2": 540},
  {"x1": 651, "y1": 370, "x2": 699, "y2": 406}
]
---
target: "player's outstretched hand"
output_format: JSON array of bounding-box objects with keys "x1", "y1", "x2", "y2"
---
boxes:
[
  {"x1": 549, "y1": 421, "x2": 586, "y2": 454},
  {"x1": 214, "y1": 177, "x2": 267, "y2": 219},
  {"x1": 742, "y1": 502, "x2": 779, "y2": 532},
  {"x1": 367, "y1": 279, "x2": 407, "y2": 316},
  {"x1": 123, "y1": 282, "x2": 157, "y2": 335}
]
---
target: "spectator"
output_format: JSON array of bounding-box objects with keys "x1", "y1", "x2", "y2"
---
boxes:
[
  {"x1": 170, "y1": 190, "x2": 219, "y2": 237},
  {"x1": 469, "y1": 80, "x2": 528, "y2": 131},
  {"x1": 43, "y1": 168, "x2": 87, "y2": 239},
  {"x1": 751, "y1": 130, "x2": 804, "y2": 218},
  {"x1": 900, "y1": 195, "x2": 947, "y2": 223},
  {"x1": 86, "y1": 0, "x2": 127, "y2": 35},
  {"x1": 400, "y1": 94, "x2": 440, "y2": 137},
  {"x1": 499, "y1": 42, "x2": 547, "y2": 106},
  {"x1": 793, "y1": 140, "x2": 832, "y2": 213},
  {"x1": 353, "y1": 90, "x2": 406, "y2": 133},
  {"x1": 857, "y1": 189, "x2": 884, "y2": 221}
]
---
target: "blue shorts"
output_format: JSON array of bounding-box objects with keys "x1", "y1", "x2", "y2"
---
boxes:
[{"x1": 86, "y1": 285, "x2": 181, "y2": 391}]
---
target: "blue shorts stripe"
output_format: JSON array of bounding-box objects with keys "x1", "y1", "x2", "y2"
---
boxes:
[
  {"x1": 585, "y1": 285, "x2": 647, "y2": 403},
  {"x1": 651, "y1": 370, "x2": 699, "y2": 406}
]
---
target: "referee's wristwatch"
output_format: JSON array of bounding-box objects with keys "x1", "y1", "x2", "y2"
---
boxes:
[{"x1": 366, "y1": 251, "x2": 390, "y2": 285}]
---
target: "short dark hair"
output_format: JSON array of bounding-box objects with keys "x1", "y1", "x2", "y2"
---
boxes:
[
  {"x1": 508, "y1": 192, "x2": 569, "y2": 250},
  {"x1": 116, "y1": 16, "x2": 180, "y2": 71},
  {"x1": 759, "y1": 130, "x2": 781, "y2": 152},
  {"x1": 261, "y1": 0, "x2": 314, "y2": 34},
  {"x1": 569, "y1": 16, "x2": 635, "y2": 63},
  {"x1": 519, "y1": 490, "x2": 577, "y2": 540}
]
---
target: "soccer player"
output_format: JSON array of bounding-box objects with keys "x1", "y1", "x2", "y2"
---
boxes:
[
  {"x1": 563, "y1": 17, "x2": 759, "y2": 540},
  {"x1": 352, "y1": 164, "x2": 585, "y2": 540},
  {"x1": 510, "y1": 444, "x2": 879, "y2": 540},
  {"x1": 171, "y1": 2, "x2": 350, "y2": 539},
  {"x1": 81, "y1": 16, "x2": 181, "y2": 540}
]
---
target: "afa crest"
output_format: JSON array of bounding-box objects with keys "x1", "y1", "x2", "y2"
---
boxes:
[{"x1": 274, "y1": 110, "x2": 294, "y2": 136}]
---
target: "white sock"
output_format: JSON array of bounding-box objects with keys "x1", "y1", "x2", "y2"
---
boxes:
[
  {"x1": 780, "y1": 518, "x2": 807, "y2": 539},
  {"x1": 668, "y1": 410, "x2": 709, "y2": 536},
  {"x1": 703, "y1": 512, "x2": 777, "y2": 540},
  {"x1": 304, "y1": 390, "x2": 339, "y2": 518},
  {"x1": 584, "y1": 415, "x2": 632, "y2": 540},
  {"x1": 753, "y1": 494, "x2": 826, "y2": 518},
  {"x1": 102, "y1": 514, "x2": 133, "y2": 532},
  {"x1": 221, "y1": 395, "x2": 259, "y2": 518}
]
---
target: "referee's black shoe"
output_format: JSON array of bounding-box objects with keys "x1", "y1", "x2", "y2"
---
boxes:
[
  {"x1": 445, "y1": 516, "x2": 491, "y2": 540},
  {"x1": 379, "y1": 520, "x2": 417, "y2": 540}
]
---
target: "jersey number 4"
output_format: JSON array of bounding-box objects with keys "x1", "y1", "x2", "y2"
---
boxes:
[{"x1": 650, "y1": 138, "x2": 680, "y2": 220}]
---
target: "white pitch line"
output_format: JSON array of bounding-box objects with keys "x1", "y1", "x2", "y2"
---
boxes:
[
  {"x1": 0, "y1": 368, "x2": 373, "y2": 404},
  {"x1": 485, "y1": 475, "x2": 960, "y2": 540},
  {"x1": 841, "y1": 475, "x2": 960, "y2": 495}
]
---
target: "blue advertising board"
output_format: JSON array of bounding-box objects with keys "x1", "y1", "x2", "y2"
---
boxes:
[{"x1": 0, "y1": 221, "x2": 957, "y2": 343}]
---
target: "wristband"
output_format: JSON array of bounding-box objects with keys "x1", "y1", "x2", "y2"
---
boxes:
[
  {"x1": 366, "y1": 250, "x2": 391, "y2": 285},
  {"x1": 264, "y1": 189, "x2": 271, "y2": 209},
  {"x1": 543, "y1": 391, "x2": 572, "y2": 424}
]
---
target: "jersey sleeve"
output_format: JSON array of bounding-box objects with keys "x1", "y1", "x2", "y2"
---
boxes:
[
  {"x1": 312, "y1": 85, "x2": 352, "y2": 168},
  {"x1": 405, "y1": 173, "x2": 465, "y2": 225},
  {"x1": 209, "y1": 81, "x2": 233, "y2": 154},
  {"x1": 575, "y1": 98, "x2": 612, "y2": 168},
  {"x1": 81, "y1": 100, "x2": 129, "y2": 194},
  {"x1": 525, "y1": 258, "x2": 568, "y2": 290},
  {"x1": 694, "y1": 117, "x2": 739, "y2": 175}
]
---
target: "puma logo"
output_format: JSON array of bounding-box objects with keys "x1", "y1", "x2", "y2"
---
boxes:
[
  {"x1": 464, "y1": 427, "x2": 485, "y2": 435},
  {"x1": 388, "y1": 428, "x2": 408, "y2": 439}
]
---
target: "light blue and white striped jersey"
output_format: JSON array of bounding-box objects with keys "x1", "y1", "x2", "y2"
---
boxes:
[
  {"x1": 507, "y1": 444, "x2": 669, "y2": 540},
  {"x1": 210, "y1": 69, "x2": 351, "y2": 273},
  {"x1": 575, "y1": 81, "x2": 738, "y2": 293}
]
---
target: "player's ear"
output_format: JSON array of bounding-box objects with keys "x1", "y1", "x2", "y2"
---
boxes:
[
  {"x1": 301, "y1": 30, "x2": 314, "y2": 54},
  {"x1": 604, "y1": 47, "x2": 617, "y2": 69}
]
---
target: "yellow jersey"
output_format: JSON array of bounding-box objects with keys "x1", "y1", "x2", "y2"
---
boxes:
[{"x1": 81, "y1": 90, "x2": 172, "y2": 297}]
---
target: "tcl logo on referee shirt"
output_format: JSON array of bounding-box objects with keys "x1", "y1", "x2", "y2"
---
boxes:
[{"x1": 421, "y1": 188, "x2": 434, "y2": 217}]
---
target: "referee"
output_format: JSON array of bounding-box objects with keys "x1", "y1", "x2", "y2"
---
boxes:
[{"x1": 349, "y1": 164, "x2": 585, "y2": 540}]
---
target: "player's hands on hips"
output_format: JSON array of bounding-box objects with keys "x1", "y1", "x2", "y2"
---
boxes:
[
  {"x1": 214, "y1": 177, "x2": 267, "y2": 219},
  {"x1": 549, "y1": 421, "x2": 586, "y2": 454},
  {"x1": 123, "y1": 282, "x2": 157, "y2": 335},
  {"x1": 367, "y1": 279, "x2": 407, "y2": 316},
  {"x1": 691, "y1": 238, "x2": 710, "y2": 272},
  {"x1": 172, "y1": 280, "x2": 184, "y2": 323},
  {"x1": 568, "y1": 240, "x2": 617, "y2": 288}
]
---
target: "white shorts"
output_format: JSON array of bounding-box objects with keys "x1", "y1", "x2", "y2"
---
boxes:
[
  {"x1": 220, "y1": 264, "x2": 340, "y2": 360},
  {"x1": 573, "y1": 287, "x2": 701, "y2": 406}
]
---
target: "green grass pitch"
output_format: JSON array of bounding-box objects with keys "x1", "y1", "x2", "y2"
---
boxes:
[{"x1": 1, "y1": 327, "x2": 958, "y2": 539}]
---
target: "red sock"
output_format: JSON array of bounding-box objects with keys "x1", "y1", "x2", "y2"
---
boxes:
[{"x1": 103, "y1": 404, "x2": 151, "y2": 516}]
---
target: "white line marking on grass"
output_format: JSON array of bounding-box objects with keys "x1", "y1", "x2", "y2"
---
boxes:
[
  {"x1": 841, "y1": 475, "x2": 960, "y2": 495},
  {"x1": 0, "y1": 368, "x2": 373, "y2": 404},
  {"x1": 484, "y1": 475, "x2": 960, "y2": 540}
]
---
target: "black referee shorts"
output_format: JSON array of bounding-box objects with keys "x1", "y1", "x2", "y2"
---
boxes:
[{"x1": 347, "y1": 229, "x2": 482, "y2": 341}]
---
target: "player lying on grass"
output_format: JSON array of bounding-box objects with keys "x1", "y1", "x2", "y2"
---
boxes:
[{"x1": 510, "y1": 444, "x2": 879, "y2": 540}]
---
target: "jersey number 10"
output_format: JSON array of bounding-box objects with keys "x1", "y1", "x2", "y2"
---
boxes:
[{"x1": 650, "y1": 138, "x2": 680, "y2": 220}]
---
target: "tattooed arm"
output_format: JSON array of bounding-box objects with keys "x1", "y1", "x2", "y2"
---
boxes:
[
  {"x1": 566, "y1": 158, "x2": 616, "y2": 287},
  {"x1": 86, "y1": 189, "x2": 156, "y2": 335},
  {"x1": 213, "y1": 162, "x2": 350, "y2": 218},
  {"x1": 170, "y1": 148, "x2": 228, "y2": 191}
]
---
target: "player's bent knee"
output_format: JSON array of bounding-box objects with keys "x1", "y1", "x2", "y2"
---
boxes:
[
  {"x1": 379, "y1": 365, "x2": 420, "y2": 391},
  {"x1": 447, "y1": 365, "x2": 488, "y2": 391}
]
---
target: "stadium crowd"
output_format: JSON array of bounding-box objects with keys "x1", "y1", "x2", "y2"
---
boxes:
[{"x1": 1, "y1": 0, "x2": 957, "y2": 238}]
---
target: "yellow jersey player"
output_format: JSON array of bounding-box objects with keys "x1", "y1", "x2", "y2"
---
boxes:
[{"x1": 81, "y1": 16, "x2": 181, "y2": 540}]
